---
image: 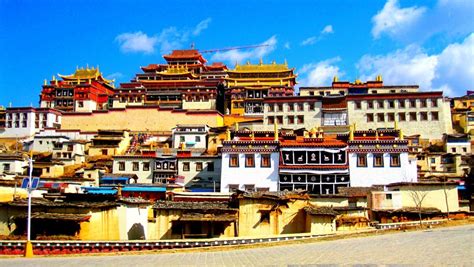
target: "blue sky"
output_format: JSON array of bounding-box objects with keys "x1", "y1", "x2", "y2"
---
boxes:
[{"x1": 1, "y1": 0, "x2": 473, "y2": 107}]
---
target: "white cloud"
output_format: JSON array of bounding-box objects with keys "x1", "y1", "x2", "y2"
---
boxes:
[
  {"x1": 116, "y1": 18, "x2": 212, "y2": 55},
  {"x1": 193, "y1": 18, "x2": 212, "y2": 36},
  {"x1": 106, "y1": 72, "x2": 124, "y2": 81},
  {"x1": 321, "y1": 25, "x2": 334, "y2": 34},
  {"x1": 372, "y1": 0, "x2": 426, "y2": 39},
  {"x1": 433, "y1": 33, "x2": 474, "y2": 96},
  {"x1": 210, "y1": 35, "x2": 277, "y2": 64},
  {"x1": 301, "y1": 25, "x2": 335, "y2": 46},
  {"x1": 301, "y1": 36, "x2": 317, "y2": 46},
  {"x1": 298, "y1": 57, "x2": 344, "y2": 87},
  {"x1": 115, "y1": 31, "x2": 158, "y2": 54},
  {"x1": 357, "y1": 33, "x2": 474, "y2": 96}
]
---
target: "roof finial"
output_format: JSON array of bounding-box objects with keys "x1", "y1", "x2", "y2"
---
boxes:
[
  {"x1": 333, "y1": 76, "x2": 339, "y2": 83},
  {"x1": 226, "y1": 127, "x2": 231, "y2": 141},
  {"x1": 349, "y1": 124, "x2": 354, "y2": 141},
  {"x1": 274, "y1": 119, "x2": 279, "y2": 141},
  {"x1": 191, "y1": 42, "x2": 195, "y2": 49},
  {"x1": 44, "y1": 79, "x2": 47, "y2": 86},
  {"x1": 375, "y1": 130, "x2": 379, "y2": 141},
  {"x1": 284, "y1": 58, "x2": 287, "y2": 65},
  {"x1": 86, "y1": 63, "x2": 89, "y2": 70},
  {"x1": 259, "y1": 58, "x2": 263, "y2": 65}
]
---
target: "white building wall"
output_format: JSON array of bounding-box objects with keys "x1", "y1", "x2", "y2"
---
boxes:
[
  {"x1": 182, "y1": 99, "x2": 216, "y2": 110},
  {"x1": 112, "y1": 158, "x2": 153, "y2": 183},
  {"x1": 347, "y1": 98, "x2": 452, "y2": 140},
  {"x1": 118, "y1": 205, "x2": 150, "y2": 240},
  {"x1": 349, "y1": 152, "x2": 417, "y2": 187},
  {"x1": 32, "y1": 136, "x2": 69, "y2": 152},
  {"x1": 0, "y1": 159, "x2": 27, "y2": 175},
  {"x1": 220, "y1": 152, "x2": 279, "y2": 192},
  {"x1": 445, "y1": 142, "x2": 471, "y2": 155},
  {"x1": 261, "y1": 101, "x2": 322, "y2": 131},
  {"x1": 75, "y1": 100, "x2": 97, "y2": 112},
  {"x1": 177, "y1": 158, "x2": 221, "y2": 188}
]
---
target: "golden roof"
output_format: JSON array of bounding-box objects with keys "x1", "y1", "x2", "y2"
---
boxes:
[
  {"x1": 58, "y1": 66, "x2": 114, "y2": 85},
  {"x1": 229, "y1": 60, "x2": 292, "y2": 73}
]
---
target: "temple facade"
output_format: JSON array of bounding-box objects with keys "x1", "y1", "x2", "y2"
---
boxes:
[
  {"x1": 111, "y1": 49, "x2": 227, "y2": 110},
  {"x1": 39, "y1": 67, "x2": 114, "y2": 112},
  {"x1": 225, "y1": 60, "x2": 296, "y2": 116},
  {"x1": 279, "y1": 130, "x2": 350, "y2": 194}
]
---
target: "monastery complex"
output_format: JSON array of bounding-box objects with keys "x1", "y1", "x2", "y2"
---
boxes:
[{"x1": 0, "y1": 49, "x2": 472, "y2": 244}]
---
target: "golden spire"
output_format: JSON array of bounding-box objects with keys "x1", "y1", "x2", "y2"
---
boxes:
[
  {"x1": 274, "y1": 120, "x2": 279, "y2": 141},
  {"x1": 52, "y1": 75, "x2": 56, "y2": 81},
  {"x1": 399, "y1": 128, "x2": 404, "y2": 140},
  {"x1": 333, "y1": 76, "x2": 339, "y2": 82},
  {"x1": 259, "y1": 58, "x2": 263, "y2": 65},
  {"x1": 226, "y1": 128, "x2": 231, "y2": 141},
  {"x1": 376, "y1": 74, "x2": 383, "y2": 82},
  {"x1": 375, "y1": 130, "x2": 379, "y2": 140},
  {"x1": 349, "y1": 124, "x2": 354, "y2": 141},
  {"x1": 43, "y1": 79, "x2": 47, "y2": 86}
]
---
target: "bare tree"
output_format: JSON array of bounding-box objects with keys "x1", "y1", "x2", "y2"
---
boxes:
[{"x1": 409, "y1": 190, "x2": 429, "y2": 226}]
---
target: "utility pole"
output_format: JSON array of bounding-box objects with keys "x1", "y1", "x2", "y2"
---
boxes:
[{"x1": 24, "y1": 151, "x2": 34, "y2": 257}]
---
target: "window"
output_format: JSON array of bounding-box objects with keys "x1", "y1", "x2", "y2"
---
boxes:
[
  {"x1": 309, "y1": 91, "x2": 315, "y2": 96},
  {"x1": 268, "y1": 105, "x2": 274, "y2": 112},
  {"x1": 420, "y1": 112, "x2": 428, "y2": 121},
  {"x1": 244, "y1": 184, "x2": 255, "y2": 192},
  {"x1": 267, "y1": 116, "x2": 274, "y2": 125},
  {"x1": 245, "y1": 154, "x2": 255, "y2": 167},
  {"x1": 277, "y1": 104, "x2": 283, "y2": 112},
  {"x1": 277, "y1": 116, "x2": 283, "y2": 124},
  {"x1": 431, "y1": 112, "x2": 439, "y2": 121},
  {"x1": 420, "y1": 99, "x2": 427, "y2": 108},
  {"x1": 409, "y1": 112, "x2": 417, "y2": 121},
  {"x1": 118, "y1": 162, "x2": 125, "y2": 171},
  {"x1": 195, "y1": 136, "x2": 201, "y2": 142},
  {"x1": 431, "y1": 158, "x2": 436, "y2": 164},
  {"x1": 387, "y1": 113, "x2": 395, "y2": 122},
  {"x1": 399, "y1": 100, "x2": 405, "y2": 108},
  {"x1": 378, "y1": 100, "x2": 384, "y2": 108},
  {"x1": 261, "y1": 154, "x2": 271, "y2": 168},
  {"x1": 390, "y1": 154, "x2": 401, "y2": 167},
  {"x1": 409, "y1": 100, "x2": 416, "y2": 108},
  {"x1": 373, "y1": 154, "x2": 384, "y2": 167},
  {"x1": 451, "y1": 148, "x2": 456, "y2": 153},
  {"x1": 296, "y1": 103, "x2": 303, "y2": 111},
  {"x1": 183, "y1": 162, "x2": 190, "y2": 171},
  {"x1": 431, "y1": 99, "x2": 438, "y2": 107},
  {"x1": 196, "y1": 162, "x2": 203, "y2": 171},
  {"x1": 367, "y1": 113, "x2": 374, "y2": 122},
  {"x1": 386, "y1": 193, "x2": 392, "y2": 200},
  {"x1": 102, "y1": 149, "x2": 108, "y2": 156},
  {"x1": 3, "y1": 163, "x2": 10, "y2": 172},
  {"x1": 355, "y1": 101, "x2": 362, "y2": 109},
  {"x1": 367, "y1": 101, "x2": 374, "y2": 109},
  {"x1": 143, "y1": 162, "x2": 150, "y2": 171},
  {"x1": 229, "y1": 154, "x2": 239, "y2": 167},
  {"x1": 377, "y1": 113, "x2": 385, "y2": 122},
  {"x1": 287, "y1": 104, "x2": 294, "y2": 112},
  {"x1": 357, "y1": 154, "x2": 367, "y2": 167},
  {"x1": 462, "y1": 147, "x2": 467, "y2": 153},
  {"x1": 309, "y1": 102, "x2": 315, "y2": 110},
  {"x1": 132, "y1": 162, "x2": 139, "y2": 171},
  {"x1": 287, "y1": 116, "x2": 294, "y2": 124},
  {"x1": 388, "y1": 100, "x2": 395, "y2": 108},
  {"x1": 207, "y1": 162, "x2": 214, "y2": 171},
  {"x1": 297, "y1": 115, "x2": 304, "y2": 124},
  {"x1": 78, "y1": 101, "x2": 84, "y2": 108},
  {"x1": 179, "y1": 136, "x2": 185, "y2": 142},
  {"x1": 398, "y1": 113, "x2": 406, "y2": 121},
  {"x1": 228, "y1": 184, "x2": 239, "y2": 192}
]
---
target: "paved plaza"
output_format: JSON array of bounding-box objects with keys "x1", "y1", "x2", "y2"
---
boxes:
[{"x1": 1, "y1": 224, "x2": 473, "y2": 266}]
